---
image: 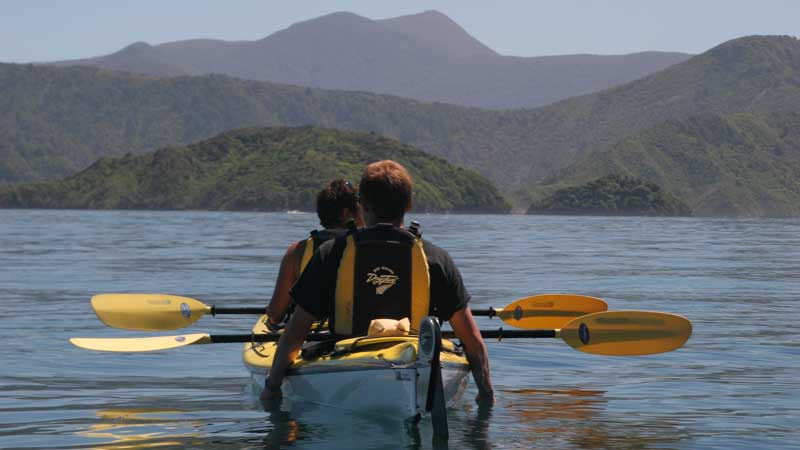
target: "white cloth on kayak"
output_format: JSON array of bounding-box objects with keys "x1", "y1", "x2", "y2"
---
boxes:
[{"x1": 367, "y1": 317, "x2": 411, "y2": 337}]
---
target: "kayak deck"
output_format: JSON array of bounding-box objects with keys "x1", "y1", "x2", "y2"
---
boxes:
[{"x1": 243, "y1": 315, "x2": 470, "y2": 418}]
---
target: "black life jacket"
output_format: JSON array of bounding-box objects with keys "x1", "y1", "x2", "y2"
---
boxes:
[
  {"x1": 332, "y1": 223, "x2": 431, "y2": 336},
  {"x1": 285, "y1": 228, "x2": 349, "y2": 321},
  {"x1": 296, "y1": 228, "x2": 346, "y2": 274}
]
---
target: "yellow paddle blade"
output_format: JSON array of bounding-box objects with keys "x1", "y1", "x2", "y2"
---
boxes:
[
  {"x1": 91, "y1": 294, "x2": 211, "y2": 331},
  {"x1": 559, "y1": 311, "x2": 692, "y2": 356},
  {"x1": 70, "y1": 333, "x2": 211, "y2": 352},
  {"x1": 497, "y1": 294, "x2": 608, "y2": 329}
]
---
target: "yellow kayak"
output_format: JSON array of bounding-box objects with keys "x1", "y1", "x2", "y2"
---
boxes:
[{"x1": 243, "y1": 315, "x2": 470, "y2": 419}]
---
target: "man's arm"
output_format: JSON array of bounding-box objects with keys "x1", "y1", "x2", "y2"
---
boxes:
[
  {"x1": 265, "y1": 242, "x2": 301, "y2": 327},
  {"x1": 260, "y1": 305, "x2": 316, "y2": 401},
  {"x1": 449, "y1": 307, "x2": 495, "y2": 406}
]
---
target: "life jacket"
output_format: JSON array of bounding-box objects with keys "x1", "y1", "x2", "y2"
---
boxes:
[
  {"x1": 296, "y1": 228, "x2": 346, "y2": 274},
  {"x1": 285, "y1": 228, "x2": 349, "y2": 322},
  {"x1": 333, "y1": 223, "x2": 431, "y2": 336}
]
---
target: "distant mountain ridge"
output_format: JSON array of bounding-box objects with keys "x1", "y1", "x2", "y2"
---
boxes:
[
  {"x1": 514, "y1": 35, "x2": 800, "y2": 198},
  {"x1": 49, "y1": 10, "x2": 690, "y2": 109},
  {"x1": 3, "y1": 35, "x2": 800, "y2": 216},
  {"x1": 377, "y1": 10, "x2": 498, "y2": 58}
]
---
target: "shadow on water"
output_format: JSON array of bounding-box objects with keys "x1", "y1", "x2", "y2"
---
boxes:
[
  {"x1": 256, "y1": 397, "x2": 428, "y2": 450},
  {"x1": 254, "y1": 387, "x2": 689, "y2": 450}
]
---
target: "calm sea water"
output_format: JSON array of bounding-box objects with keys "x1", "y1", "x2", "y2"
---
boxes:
[{"x1": 0, "y1": 210, "x2": 798, "y2": 450}]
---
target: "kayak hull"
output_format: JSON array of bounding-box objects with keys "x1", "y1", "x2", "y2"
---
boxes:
[{"x1": 243, "y1": 316, "x2": 470, "y2": 419}]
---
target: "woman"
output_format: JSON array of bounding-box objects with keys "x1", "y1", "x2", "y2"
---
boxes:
[{"x1": 265, "y1": 180, "x2": 362, "y2": 331}]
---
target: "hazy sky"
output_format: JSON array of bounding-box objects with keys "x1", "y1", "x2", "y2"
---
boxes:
[{"x1": 2, "y1": 0, "x2": 798, "y2": 62}]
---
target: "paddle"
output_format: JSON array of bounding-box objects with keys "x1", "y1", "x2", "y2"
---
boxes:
[
  {"x1": 89, "y1": 293, "x2": 608, "y2": 332},
  {"x1": 475, "y1": 294, "x2": 607, "y2": 329},
  {"x1": 70, "y1": 310, "x2": 691, "y2": 356}
]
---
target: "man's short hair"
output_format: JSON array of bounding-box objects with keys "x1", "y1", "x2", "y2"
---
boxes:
[
  {"x1": 359, "y1": 160, "x2": 413, "y2": 220},
  {"x1": 317, "y1": 179, "x2": 358, "y2": 229}
]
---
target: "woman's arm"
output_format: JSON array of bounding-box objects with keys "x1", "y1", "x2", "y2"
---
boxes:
[{"x1": 265, "y1": 241, "x2": 301, "y2": 326}]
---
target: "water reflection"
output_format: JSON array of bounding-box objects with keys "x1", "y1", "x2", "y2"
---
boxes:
[
  {"x1": 259, "y1": 399, "x2": 422, "y2": 450},
  {"x1": 505, "y1": 388, "x2": 606, "y2": 423},
  {"x1": 78, "y1": 408, "x2": 202, "y2": 449},
  {"x1": 457, "y1": 403, "x2": 493, "y2": 450},
  {"x1": 258, "y1": 396, "x2": 482, "y2": 450},
  {"x1": 261, "y1": 411, "x2": 302, "y2": 449},
  {"x1": 496, "y1": 388, "x2": 689, "y2": 449}
]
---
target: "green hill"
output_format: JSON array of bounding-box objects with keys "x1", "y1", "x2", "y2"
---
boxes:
[
  {"x1": 527, "y1": 174, "x2": 691, "y2": 216},
  {"x1": 537, "y1": 112, "x2": 800, "y2": 217},
  {"x1": 0, "y1": 127, "x2": 510, "y2": 213}
]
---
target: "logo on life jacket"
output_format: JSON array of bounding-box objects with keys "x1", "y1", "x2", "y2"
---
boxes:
[{"x1": 365, "y1": 266, "x2": 399, "y2": 295}]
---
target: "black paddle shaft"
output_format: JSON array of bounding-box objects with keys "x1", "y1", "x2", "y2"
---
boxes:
[
  {"x1": 459, "y1": 329, "x2": 557, "y2": 340},
  {"x1": 208, "y1": 329, "x2": 557, "y2": 344},
  {"x1": 213, "y1": 306, "x2": 501, "y2": 317},
  {"x1": 210, "y1": 306, "x2": 265, "y2": 315}
]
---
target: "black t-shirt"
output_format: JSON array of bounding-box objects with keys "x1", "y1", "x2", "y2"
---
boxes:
[{"x1": 290, "y1": 234, "x2": 470, "y2": 322}]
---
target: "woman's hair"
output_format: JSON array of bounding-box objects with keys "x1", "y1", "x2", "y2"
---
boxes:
[
  {"x1": 359, "y1": 160, "x2": 413, "y2": 220},
  {"x1": 316, "y1": 179, "x2": 359, "y2": 229}
]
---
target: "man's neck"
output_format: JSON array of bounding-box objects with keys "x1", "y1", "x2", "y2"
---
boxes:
[{"x1": 368, "y1": 219, "x2": 404, "y2": 228}]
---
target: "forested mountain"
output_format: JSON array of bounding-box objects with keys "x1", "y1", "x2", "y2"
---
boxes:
[
  {"x1": 3, "y1": 35, "x2": 800, "y2": 215},
  {"x1": 0, "y1": 62, "x2": 501, "y2": 184},
  {"x1": 49, "y1": 10, "x2": 689, "y2": 110},
  {"x1": 535, "y1": 112, "x2": 800, "y2": 217},
  {"x1": 0, "y1": 127, "x2": 510, "y2": 213},
  {"x1": 513, "y1": 35, "x2": 800, "y2": 198},
  {"x1": 528, "y1": 174, "x2": 691, "y2": 216}
]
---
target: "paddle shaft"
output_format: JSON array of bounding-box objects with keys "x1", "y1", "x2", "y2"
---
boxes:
[
  {"x1": 472, "y1": 308, "x2": 501, "y2": 318},
  {"x1": 211, "y1": 306, "x2": 501, "y2": 316},
  {"x1": 210, "y1": 329, "x2": 556, "y2": 344},
  {"x1": 211, "y1": 306, "x2": 265, "y2": 315},
  {"x1": 462, "y1": 329, "x2": 557, "y2": 340},
  {"x1": 212, "y1": 306, "x2": 502, "y2": 317},
  {"x1": 90, "y1": 293, "x2": 608, "y2": 332}
]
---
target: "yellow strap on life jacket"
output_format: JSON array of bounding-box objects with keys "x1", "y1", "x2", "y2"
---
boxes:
[
  {"x1": 299, "y1": 236, "x2": 315, "y2": 274},
  {"x1": 409, "y1": 238, "x2": 430, "y2": 334},
  {"x1": 333, "y1": 233, "x2": 430, "y2": 336},
  {"x1": 334, "y1": 235, "x2": 356, "y2": 335}
]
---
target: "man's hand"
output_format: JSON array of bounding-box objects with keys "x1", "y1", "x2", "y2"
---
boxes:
[
  {"x1": 449, "y1": 307, "x2": 495, "y2": 407},
  {"x1": 263, "y1": 306, "x2": 316, "y2": 405},
  {"x1": 476, "y1": 388, "x2": 495, "y2": 406},
  {"x1": 265, "y1": 317, "x2": 285, "y2": 333},
  {"x1": 260, "y1": 379, "x2": 283, "y2": 403}
]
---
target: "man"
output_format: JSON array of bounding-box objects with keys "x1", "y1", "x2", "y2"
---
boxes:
[
  {"x1": 262, "y1": 160, "x2": 494, "y2": 406},
  {"x1": 264, "y1": 179, "x2": 362, "y2": 331}
]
